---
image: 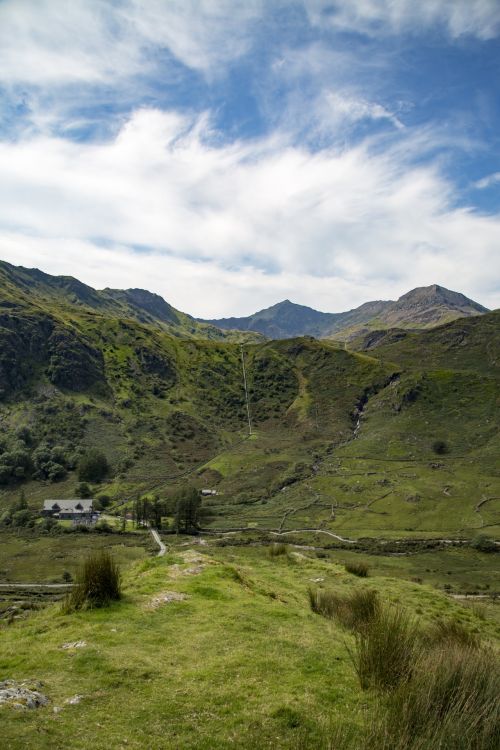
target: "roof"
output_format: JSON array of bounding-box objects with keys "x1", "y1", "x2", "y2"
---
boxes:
[{"x1": 43, "y1": 499, "x2": 93, "y2": 512}]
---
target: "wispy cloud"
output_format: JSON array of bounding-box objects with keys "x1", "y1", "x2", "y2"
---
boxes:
[
  {"x1": 304, "y1": 0, "x2": 500, "y2": 39},
  {"x1": 0, "y1": 0, "x2": 263, "y2": 86},
  {"x1": 0, "y1": 107, "x2": 499, "y2": 314},
  {"x1": 474, "y1": 172, "x2": 500, "y2": 190}
]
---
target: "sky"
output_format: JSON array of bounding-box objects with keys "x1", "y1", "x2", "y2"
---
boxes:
[{"x1": 0, "y1": 0, "x2": 499, "y2": 317}]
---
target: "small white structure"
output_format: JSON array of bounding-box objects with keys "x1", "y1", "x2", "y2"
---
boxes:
[{"x1": 201, "y1": 489, "x2": 217, "y2": 496}]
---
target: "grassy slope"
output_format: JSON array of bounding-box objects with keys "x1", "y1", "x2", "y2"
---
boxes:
[{"x1": 1, "y1": 542, "x2": 498, "y2": 749}]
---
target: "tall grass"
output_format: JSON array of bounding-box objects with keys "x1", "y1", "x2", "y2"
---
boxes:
[
  {"x1": 425, "y1": 617, "x2": 480, "y2": 649},
  {"x1": 315, "y1": 597, "x2": 500, "y2": 750},
  {"x1": 352, "y1": 604, "x2": 418, "y2": 690},
  {"x1": 63, "y1": 550, "x2": 121, "y2": 611},
  {"x1": 366, "y1": 645, "x2": 500, "y2": 749},
  {"x1": 268, "y1": 542, "x2": 289, "y2": 557},
  {"x1": 308, "y1": 587, "x2": 380, "y2": 632},
  {"x1": 344, "y1": 561, "x2": 369, "y2": 578}
]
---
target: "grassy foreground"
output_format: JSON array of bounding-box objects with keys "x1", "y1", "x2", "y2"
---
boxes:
[{"x1": 1, "y1": 541, "x2": 498, "y2": 749}]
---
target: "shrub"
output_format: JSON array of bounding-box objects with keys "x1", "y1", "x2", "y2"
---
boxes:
[
  {"x1": 352, "y1": 604, "x2": 418, "y2": 691},
  {"x1": 78, "y1": 449, "x2": 109, "y2": 482},
  {"x1": 76, "y1": 482, "x2": 92, "y2": 499},
  {"x1": 309, "y1": 588, "x2": 380, "y2": 632},
  {"x1": 345, "y1": 561, "x2": 369, "y2": 578},
  {"x1": 63, "y1": 550, "x2": 121, "y2": 611},
  {"x1": 432, "y1": 439, "x2": 449, "y2": 455},
  {"x1": 95, "y1": 520, "x2": 113, "y2": 533},
  {"x1": 471, "y1": 534, "x2": 497, "y2": 553}
]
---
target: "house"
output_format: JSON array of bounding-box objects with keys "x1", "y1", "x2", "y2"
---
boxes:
[
  {"x1": 201, "y1": 489, "x2": 217, "y2": 496},
  {"x1": 43, "y1": 499, "x2": 95, "y2": 523}
]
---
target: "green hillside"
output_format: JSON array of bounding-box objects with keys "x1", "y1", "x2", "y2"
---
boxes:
[{"x1": 0, "y1": 261, "x2": 498, "y2": 543}]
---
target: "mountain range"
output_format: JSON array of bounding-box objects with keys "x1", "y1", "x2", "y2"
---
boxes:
[
  {"x1": 0, "y1": 256, "x2": 499, "y2": 545},
  {"x1": 202, "y1": 285, "x2": 489, "y2": 340}
]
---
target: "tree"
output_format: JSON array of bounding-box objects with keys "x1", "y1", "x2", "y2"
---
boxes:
[
  {"x1": 174, "y1": 486, "x2": 201, "y2": 533},
  {"x1": 78, "y1": 449, "x2": 109, "y2": 482}
]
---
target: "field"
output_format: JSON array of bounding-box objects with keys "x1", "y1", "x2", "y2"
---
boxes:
[
  {"x1": 1, "y1": 539, "x2": 499, "y2": 749},
  {"x1": 0, "y1": 531, "x2": 151, "y2": 583}
]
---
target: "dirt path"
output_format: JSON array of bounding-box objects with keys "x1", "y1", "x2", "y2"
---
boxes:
[{"x1": 149, "y1": 527, "x2": 167, "y2": 557}]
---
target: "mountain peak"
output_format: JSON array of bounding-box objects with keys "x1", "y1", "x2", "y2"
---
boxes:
[{"x1": 396, "y1": 285, "x2": 488, "y2": 313}]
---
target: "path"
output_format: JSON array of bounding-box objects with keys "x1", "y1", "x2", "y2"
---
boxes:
[{"x1": 149, "y1": 527, "x2": 167, "y2": 557}]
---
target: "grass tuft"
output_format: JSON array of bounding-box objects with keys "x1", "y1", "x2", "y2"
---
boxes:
[
  {"x1": 344, "y1": 561, "x2": 369, "y2": 577},
  {"x1": 366, "y1": 644, "x2": 500, "y2": 749},
  {"x1": 308, "y1": 587, "x2": 380, "y2": 632},
  {"x1": 63, "y1": 549, "x2": 121, "y2": 612},
  {"x1": 351, "y1": 604, "x2": 417, "y2": 691},
  {"x1": 268, "y1": 542, "x2": 289, "y2": 557}
]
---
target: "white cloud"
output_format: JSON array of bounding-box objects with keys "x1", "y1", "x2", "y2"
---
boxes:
[
  {"x1": 474, "y1": 172, "x2": 500, "y2": 189},
  {"x1": 0, "y1": 0, "x2": 263, "y2": 85},
  {"x1": 304, "y1": 0, "x2": 500, "y2": 39},
  {"x1": 320, "y1": 90, "x2": 404, "y2": 131},
  {"x1": 0, "y1": 107, "x2": 499, "y2": 314}
]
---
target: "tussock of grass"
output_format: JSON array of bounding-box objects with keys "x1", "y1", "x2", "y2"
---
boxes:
[
  {"x1": 308, "y1": 587, "x2": 380, "y2": 632},
  {"x1": 351, "y1": 604, "x2": 418, "y2": 691},
  {"x1": 63, "y1": 550, "x2": 121, "y2": 611},
  {"x1": 426, "y1": 617, "x2": 480, "y2": 649},
  {"x1": 344, "y1": 561, "x2": 369, "y2": 578},
  {"x1": 366, "y1": 645, "x2": 500, "y2": 750},
  {"x1": 268, "y1": 542, "x2": 289, "y2": 557}
]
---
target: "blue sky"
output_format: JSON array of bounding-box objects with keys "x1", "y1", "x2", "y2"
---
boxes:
[{"x1": 0, "y1": 0, "x2": 499, "y2": 316}]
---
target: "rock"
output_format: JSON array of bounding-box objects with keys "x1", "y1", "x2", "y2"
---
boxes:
[
  {"x1": 0, "y1": 680, "x2": 49, "y2": 710},
  {"x1": 65, "y1": 695, "x2": 83, "y2": 705},
  {"x1": 149, "y1": 591, "x2": 189, "y2": 609},
  {"x1": 61, "y1": 640, "x2": 87, "y2": 650}
]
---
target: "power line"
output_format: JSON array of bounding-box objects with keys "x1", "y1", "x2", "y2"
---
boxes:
[{"x1": 240, "y1": 344, "x2": 252, "y2": 436}]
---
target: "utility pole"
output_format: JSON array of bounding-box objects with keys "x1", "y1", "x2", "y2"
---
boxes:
[{"x1": 240, "y1": 345, "x2": 252, "y2": 436}]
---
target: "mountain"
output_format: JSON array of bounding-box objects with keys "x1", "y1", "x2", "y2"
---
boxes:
[
  {"x1": 0, "y1": 259, "x2": 261, "y2": 343},
  {"x1": 202, "y1": 284, "x2": 489, "y2": 340},
  {"x1": 0, "y1": 258, "x2": 498, "y2": 542}
]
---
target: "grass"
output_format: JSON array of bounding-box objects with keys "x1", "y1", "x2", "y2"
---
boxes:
[
  {"x1": 63, "y1": 550, "x2": 121, "y2": 611},
  {"x1": 268, "y1": 542, "x2": 289, "y2": 557},
  {"x1": 344, "y1": 561, "x2": 369, "y2": 577},
  {"x1": 0, "y1": 530, "x2": 150, "y2": 583},
  {"x1": 351, "y1": 604, "x2": 418, "y2": 691},
  {"x1": 364, "y1": 644, "x2": 500, "y2": 750},
  {"x1": 308, "y1": 587, "x2": 380, "y2": 632},
  {"x1": 0, "y1": 541, "x2": 498, "y2": 749}
]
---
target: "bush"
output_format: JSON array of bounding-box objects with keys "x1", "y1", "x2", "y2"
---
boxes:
[
  {"x1": 345, "y1": 561, "x2": 369, "y2": 577},
  {"x1": 63, "y1": 550, "x2": 121, "y2": 611},
  {"x1": 471, "y1": 534, "x2": 497, "y2": 553},
  {"x1": 432, "y1": 439, "x2": 449, "y2": 455},
  {"x1": 309, "y1": 588, "x2": 380, "y2": 632},
  {"x1": 76, "y1": 482, "x2": 92, "y2": 499},
  {"x1": 78, "y1": 449, "x2": 109, "y2": 482}
]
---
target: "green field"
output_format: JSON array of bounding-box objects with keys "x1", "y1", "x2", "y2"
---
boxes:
[{"x1": 0, "y1": 531, "x2": 151, "y2": 583}]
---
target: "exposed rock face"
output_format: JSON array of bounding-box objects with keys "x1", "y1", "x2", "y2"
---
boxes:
[
  {"x1": 0, "y1": 680, "x2": 49, "y2": 710},
  {"x1": 46, "y1": 328, "x2": 106, "y2": 391}
]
